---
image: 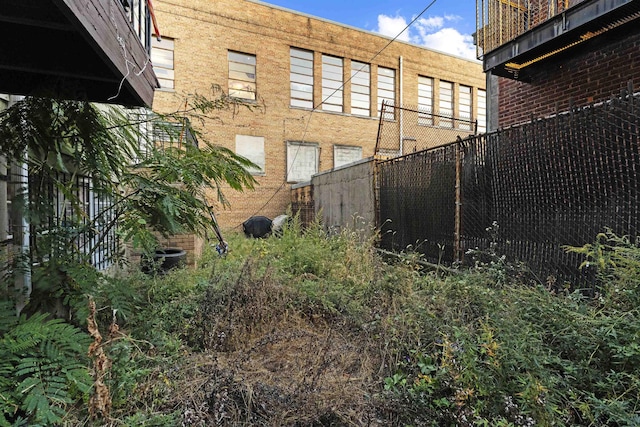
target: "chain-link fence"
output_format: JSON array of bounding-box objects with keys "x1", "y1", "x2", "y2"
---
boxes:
[
  {"x1": 378, "y1": 146, "x2": 459, "y2": 263},
  {"x1": 375, "y1": 102, "x2": 478, "y2": 157},
  {"x1": 378, "y1": 84, "x2": 640, "y2": 287}
]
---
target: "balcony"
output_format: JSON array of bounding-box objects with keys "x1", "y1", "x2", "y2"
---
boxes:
[
  {"x1": 0, "y1": 0, "x2": 158, "y2": 107},
  {"x1": 476, "y1": 0, "x2": 640, "y2": 80}
]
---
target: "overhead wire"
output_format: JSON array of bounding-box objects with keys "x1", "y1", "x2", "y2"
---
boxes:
[{"x1": 245, "y1": 0, "x2": 439, "y2": 223}]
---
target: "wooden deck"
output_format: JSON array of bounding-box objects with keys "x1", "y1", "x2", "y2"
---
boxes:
[{"x1": 0, "y1": 0, "x2": 157, "y2": 107}]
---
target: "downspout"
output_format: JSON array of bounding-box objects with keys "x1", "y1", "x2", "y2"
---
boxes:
[{"x1": 399, "y1": 56, "x2": 404, "y2": 156}]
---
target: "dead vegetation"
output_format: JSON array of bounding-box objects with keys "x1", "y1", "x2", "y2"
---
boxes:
[
  {"x1": 161, "y1": 259, "x2": 386, "y2": 425},
  {"x1": 63, "y1": 226, "x2": 640, "y2": 426}
]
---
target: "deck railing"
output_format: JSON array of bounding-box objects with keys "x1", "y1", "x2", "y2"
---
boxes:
[
  {"x1": 118, "y1": 0, "x2": 152, "y2": 54},
  {"x1": 476, "y1": 0, "x2": 587, "y2": 57}
]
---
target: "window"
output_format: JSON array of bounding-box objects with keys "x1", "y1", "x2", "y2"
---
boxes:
[
  {"x1": 377, "y1": 67, "x2": 396, "y2": 120},
  {"x1": 439, "y1": 80, "x2": 453, "y2": 128},
  {"x1": 152, "y1": 118, "x2": 197, "y2": 149},
  {"x1": 287, "y1": 141, "x2": 319, "y2": 183},
  {"x1": 322, "y1": 55, "x2": 343, "y2": 112},
  {"x1": 228, "y1": 51, "x2": 256, "y2": 101},
  {"x1": 418, "y1": 76, "x2": 434, "y2": 126},
  {"x1": 351, "y1": 61, "x2": 370, "y2": 116},
  {"x1": 477, "y1": 89, "x2": 487, "y2": 133},
  {"x1": 151, "y1": 36, "x2": 174, "y2": 90},
  {"x1": 41, "y1": 172, "x2": 117, "y2": 270},
  {"x1": 235, "y1": 135, "x2": 265, "y2": 175},
  {"x1": 290, "y1": 48, "x2": 314, "y2": 109},
  {"x1": 458, "y1": 85, "x2": 472, "y2": 131},
  {"x1": 89, "y1": 186, "x2": 117, "y2": 271},
  {"x1": 334, "y1": 145, "x2": 362, "y2": 168}
]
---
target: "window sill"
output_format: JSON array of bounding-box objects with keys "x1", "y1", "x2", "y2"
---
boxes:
[{"x1": 289, "y1": 106, "x2": 378, "y2": 120}]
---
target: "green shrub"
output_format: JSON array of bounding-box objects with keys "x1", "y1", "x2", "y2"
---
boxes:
[
  {"x1": 0, "y1": 306, "x2": 92, "y2": 426},
  {"x1": 382, "y1": 268, "x2": 640, "y2": 426}
]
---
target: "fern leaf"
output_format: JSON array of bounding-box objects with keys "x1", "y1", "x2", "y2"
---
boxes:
[{"x1": 14, "y1": 358, "x2": 40, "y2": 377}]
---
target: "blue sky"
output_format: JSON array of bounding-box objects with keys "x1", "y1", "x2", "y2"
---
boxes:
[{"x1": 259, "y1": 0, "x2": 479, "y2": 60}]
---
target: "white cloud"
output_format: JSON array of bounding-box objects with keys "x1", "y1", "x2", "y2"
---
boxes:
[
  {"x1": 376, "y1": 14, "x2": 411, "y2": 42},
  {"x1": 376, "y1": 13, "x2": 478, "y2": 61}
]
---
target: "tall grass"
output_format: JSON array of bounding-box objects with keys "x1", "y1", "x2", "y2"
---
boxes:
[{"x1": 11, "y1": 220, "x2": 638, "y2": 425}]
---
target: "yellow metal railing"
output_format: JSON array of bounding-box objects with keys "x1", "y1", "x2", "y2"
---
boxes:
[{"x1": 476, "y1": 0, "x2": 586, "y2": 57}]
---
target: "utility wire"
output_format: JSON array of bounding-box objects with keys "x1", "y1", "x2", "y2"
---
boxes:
[{"x1": 245, "y1": 0, "x2": 439, "y2": 223}]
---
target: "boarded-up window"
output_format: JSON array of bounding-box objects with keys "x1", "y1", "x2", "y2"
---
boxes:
[
  {"x1": 235, "y1": 135, "x2": 265, "y2": 175},
  {"x1": 287, "y1": 141, "x2": 319, "y2": 183},
  {"x1": 334, "y1": 145, "x2": 362, "y2": 168},
  {"x1": 290, "y1": 48, "x2": 314, "y2": 109},
  {"x1": 228, "y1": 51, "x2": 256, "y2": 101},
  {"x1": 151, "y1": 37, "x2": 175, "y2": 90}
]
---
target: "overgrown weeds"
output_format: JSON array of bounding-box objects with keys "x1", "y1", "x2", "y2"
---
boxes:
[{"x1": 2, "y1": 222, "x2": 640, "y2": 425}]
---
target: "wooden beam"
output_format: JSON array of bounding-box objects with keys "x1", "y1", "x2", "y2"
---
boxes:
[{"x1": 53, "y1": 0, "x2": 157, "y2": 106}]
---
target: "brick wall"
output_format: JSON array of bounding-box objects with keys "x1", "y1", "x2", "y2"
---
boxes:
[
  {"x1": 497, "y1": 25, "x2": 640, "y2": 127},
  {"x1": 128, "y1": 233, "x2": 204, "y2": 267},
  {"x1": 153, "y1": 0, "x2": 485, "y2": 231}
]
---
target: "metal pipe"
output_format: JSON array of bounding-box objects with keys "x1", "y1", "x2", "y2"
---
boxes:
[{"x1": 399, "y1": 56, "x2": 404, "y2": 156}]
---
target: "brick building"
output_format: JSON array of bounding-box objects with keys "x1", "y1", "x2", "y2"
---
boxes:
[
  {"x1": 151, "y1": 0, "x2": 486, "y2": 231},
  {"x1": 477, "y1": 0, "x2": 640, "y2": 129}
]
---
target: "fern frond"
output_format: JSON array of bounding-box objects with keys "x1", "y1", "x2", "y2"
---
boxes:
[{"x1": 0, "y1": 313, "x2": 91, "y2": 424}]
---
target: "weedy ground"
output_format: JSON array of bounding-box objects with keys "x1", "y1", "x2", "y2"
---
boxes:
[{"x1": 3, "y1": 221, "x2": 639, "y2": 426}]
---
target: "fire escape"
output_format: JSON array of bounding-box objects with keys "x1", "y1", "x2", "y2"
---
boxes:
[{"x1": 476, "y1": 0, "x2": 640, "y2": 81}]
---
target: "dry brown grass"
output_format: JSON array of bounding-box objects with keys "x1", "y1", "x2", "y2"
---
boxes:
[{"x1": 151, "y1": 259, "x2": 388, "y2": 426}]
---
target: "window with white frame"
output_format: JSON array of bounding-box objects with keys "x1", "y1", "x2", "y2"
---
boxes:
[
  {"x1": 286, "y1": 141, "x2": 319, "y2": 183},
  {"x1": 228, "y1": 51, "x2": 256, "y2": 101},
  {"x1": 439, "y1": 80, "x2": 453, "y2": 128},
  {"x1": 377, "y1": 67, "x2": 396, "y2": 120},
  {"x1": 322, "y1": 55, "x2": 343, "y2": 112},
  {"x1": 458, "y1": 85, "x2": 472, "y2": 131},
  {"x1": 418, "y1": 76, "x2": 434, "y2": 126},
  {"x1": 151, "y1": 36, "x2": 174, "y2": 90},
  {"x1": 351, "y1": 61, "x2": 370, "y2": 117},
  {"x1": 235, "y1": 135, "x2": 265, "y2": 175},
  {"x1": 290, "y1": 48, "x2": 314, "y2": 109},
  {"x1": 477, "y1": 89, "x2": 487, "y2": 133},
  {"x1": 334, "y1": 145, "x2": 362, "y2": 168}
]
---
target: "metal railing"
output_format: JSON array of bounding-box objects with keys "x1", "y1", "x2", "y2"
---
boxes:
[
  {"x1": 476, "y1": 0, "x2": 587, "y2": 57},
  {"x1": 8, "y1": 169, "x2": 120, "y2": 271},
  {"x1": 118, "y1": 0, "x2": 152, "y2": 53}
]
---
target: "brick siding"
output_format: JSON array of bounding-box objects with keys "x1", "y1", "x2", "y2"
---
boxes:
[
  {"x1": 153, "y1": 0, "x2": 485, "y2": 231},
  {"x1": 498, "y1": 25, "x2": 640, "y2": 127}
]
